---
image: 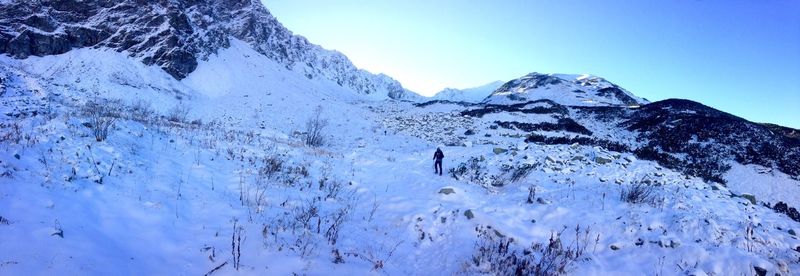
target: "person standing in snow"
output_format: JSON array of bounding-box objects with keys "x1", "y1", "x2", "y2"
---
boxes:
[{"x1": 433, "y1": 147, "x2": 444, "y2": 176}]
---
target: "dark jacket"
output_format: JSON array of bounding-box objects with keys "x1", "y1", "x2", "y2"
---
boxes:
[{"x1": 433, "y1": 149, "x2": 444, "y2": 161}]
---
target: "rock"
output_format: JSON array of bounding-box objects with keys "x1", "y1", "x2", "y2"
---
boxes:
[
  {"x1": 625, "y1": 155, "x2": 637, "y2": 162},
  {"x1": 741, "y1": 193, "x2": 756, "y2": 205},
  {"x1": 0, "y1": 0, "x2": 415, "y2": 99},
  {"x1": 464, "y1": 129, "x2": 476, "y2": 135},
  {"x1": 595, "y1": 156, "x2": 613, "y2": 164},
  {"x1": 493, "y1": 229, "x2": 504, "y2": 238},
  {"x1": 610, "y1": 244, "x2": 620, "y2": 250},
  {"x1": 546, "y1": 156, "x2": 557, "y2": 163},
  {"x1": 571, "y1": 155, "x2": 585, "y2": 161},
  {"x1": 13, "y1": 153, "x2": 20, "y2": 160},
  {"x1": 658, "y1": 240, "x2": 681, "y2": 248},
  {"x1": 570, "y1": 143, "x2": 580, "y2": 149},
  {"x1": 51, "y1": 228, "x2": 64, "y2": 238},
  {"x1": 788, "y1": 229, "x2": 796, "y2": 236},
  {"x1": 753, "y1": 266, "x2": 767, "y2": 276},
  {"x1": 438, "y1": 188, "x2": 456, "y2": 195},
  {"x1": 493, "y1": 148, "x2": 507, "y2": 154},
  {"x1": 464, "y1": 209, "x2": 475, "y2": 220}
]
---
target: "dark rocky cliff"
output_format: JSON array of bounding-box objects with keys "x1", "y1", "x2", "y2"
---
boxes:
[{"x1": 0, "y1": 0, "x2": 415, "y2": 99}]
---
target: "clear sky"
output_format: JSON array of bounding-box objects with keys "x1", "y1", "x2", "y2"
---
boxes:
[{"x1": 264, "y1": 0, "x2": 800, "y2": 128}]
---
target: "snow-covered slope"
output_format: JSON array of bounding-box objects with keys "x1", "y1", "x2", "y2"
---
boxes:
[
  {"x1": 484, "y1": 72, "x2": 648, "y2": 106},
  {"x1": 431, "y1": 80, "x2": 504, "y2": 103},
  {"x1": 3, "y1": 67, "x2": 799, "y2": 274},
  {"x1": 0, "y1": 0, "x2": 419, "y2": 100}
]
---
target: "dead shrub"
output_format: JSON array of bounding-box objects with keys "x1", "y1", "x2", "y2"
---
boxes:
[
  {"x1": 82, "y1": 100, "x2": 119, "y2": 141},
  {"x1": 619, "y1": 180, "x2": 658, "y2": 205},
  {"x1": 472, "y1": 225, "x2": 593, "y2": 276},
  {"x1": 304, "y1": 106, "x2": 328, "y2": 147}
]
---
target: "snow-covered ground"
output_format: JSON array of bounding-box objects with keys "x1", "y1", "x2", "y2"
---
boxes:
[
  {"x1": 725, "y1": 163, "x2": 800, "y2": 207},
  {"x1": 1, "y1": 42, "x2": 799, "y2": 276}
]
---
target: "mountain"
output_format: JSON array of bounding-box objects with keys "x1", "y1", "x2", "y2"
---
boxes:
[
  {"x1": 0, "y1": 0, "x2": 418, "y2": 100},
  {"x1": 573, "y1": 99, "x2": 800, "y2": 183},
  {"x1": 483, "y1": 72, "x2": 648, "y2": 106},
  {"x1": 431, "y1": 80, "x2": 504, "y2": 103}
]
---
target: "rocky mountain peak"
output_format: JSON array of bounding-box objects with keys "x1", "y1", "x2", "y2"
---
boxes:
[
  {"x1": 485, "y1": 72, "x2": 647, "y2": 107},
  {"x1": 0, "y1": 0, "x2": 416, "y2": 100}
]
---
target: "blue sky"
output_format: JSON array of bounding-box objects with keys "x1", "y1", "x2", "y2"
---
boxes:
[{"x1": 264, "y1": 0, "x2": 800, "y2": 128}]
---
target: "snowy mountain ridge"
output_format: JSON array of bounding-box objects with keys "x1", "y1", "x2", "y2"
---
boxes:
[
  {"x1": 484, "y1": 72, "x2": 648, "y2": 106},
  {"x1": 431, "y1": 80, "x2": 505, "y2": 103},
  {"x1": 0, "y1": 0, "x2": 419, "y2": 100}
]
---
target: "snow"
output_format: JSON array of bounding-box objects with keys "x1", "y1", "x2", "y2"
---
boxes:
[
  {"x1": 431, "y1": 80, "x2": 505, "y2": 103},
  {"x1": 1, "y1": 40, "x2": 799, "y2": 276},
  {"x1": 725, "y1": 163, "x2": 800, "y2": 205},
  {"x1": 484, "y1": 73, "x2": 649, "y2": 107}
]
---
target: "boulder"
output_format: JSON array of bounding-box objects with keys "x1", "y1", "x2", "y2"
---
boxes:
[
  {"x1": 753, "y1": 266, "x2": 767, "y2": 276},
  {"x1": 595, "y1": 156, "x2": 613, "y2": 164},
  {"x1": 493, "y1": 148, "x2": 507, "y2": 154},
  {"x1": 741, "y1": 193, "x2": 756, "y2": 205},
  {"x1": 439, "y1": 188, "x2": 456, "y2": 195},
  {"x1": 493, "y1": 229, "x2": 504, "y2": 237},
  {"x1": 570, "y1": 143, "x2": 580, "y2": 149},
  {"x1": 464, "y1": 209, "x2": 475, "y2": 219}
]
